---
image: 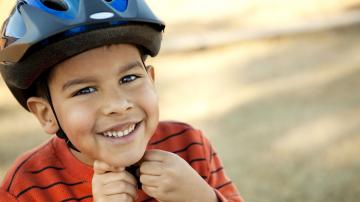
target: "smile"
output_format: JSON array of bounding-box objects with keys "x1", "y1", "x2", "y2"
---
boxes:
[{"x1": 102, "y1": 123, "x2": 136, "y2": 138}]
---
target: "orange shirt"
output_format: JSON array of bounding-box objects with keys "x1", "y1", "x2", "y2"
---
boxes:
[{"x1": 0, "y1": 121, "x2": 244, "y2": 202}]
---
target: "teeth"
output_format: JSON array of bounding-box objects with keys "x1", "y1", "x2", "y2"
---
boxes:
[
  {"x1": 102, "y1": 123, "x2": 136, "y2": 138},
  {"x1": 117, "y1": 131, "x2": 124, "y2": 137}
]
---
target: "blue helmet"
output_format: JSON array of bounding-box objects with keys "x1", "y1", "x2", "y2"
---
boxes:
[{"x1": 0, "y1": 0, "x2": 165, "y2": 110}]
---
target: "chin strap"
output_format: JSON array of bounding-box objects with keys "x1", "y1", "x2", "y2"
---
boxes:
[{"x1": 45, "y1": 84, "x2": 80, "y2": 152}]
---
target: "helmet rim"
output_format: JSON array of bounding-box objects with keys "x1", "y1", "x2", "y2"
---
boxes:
[
  {"x1": 0, "y1": 0, "x2": 165, "y2": 110},
  {"x1": 1, "y1": 23, "x2": 163, "y2": 110}
]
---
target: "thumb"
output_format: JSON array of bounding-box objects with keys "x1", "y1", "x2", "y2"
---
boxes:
[{"x1": 93, "y1": 160, "x2": 125, "y2": 174}]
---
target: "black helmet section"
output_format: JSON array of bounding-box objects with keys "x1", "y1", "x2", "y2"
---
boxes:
[{"x1": 0, "y1": 0, "x2": 165, "y2": 110}]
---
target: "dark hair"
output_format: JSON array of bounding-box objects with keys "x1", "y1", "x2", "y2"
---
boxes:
[{"x1": 31, "y1": 70, "x2": 51, "y2": 99}]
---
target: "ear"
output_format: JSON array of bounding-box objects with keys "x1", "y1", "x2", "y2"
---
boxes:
[
  {"x1": 146, "y1": 65, "x2": 155, "y2": 82},
  {"x1": 27, "y1": 97, "x2": 59, "y2": 135}
]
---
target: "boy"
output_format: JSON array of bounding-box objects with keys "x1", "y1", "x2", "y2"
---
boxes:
[{"x1": 0, "y1": 0, "x2": 244, "y2": 201}]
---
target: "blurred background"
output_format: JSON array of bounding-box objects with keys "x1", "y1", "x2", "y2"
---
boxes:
[{"x1": 1, "y1": 0, "x2": 360, "y2": 201}]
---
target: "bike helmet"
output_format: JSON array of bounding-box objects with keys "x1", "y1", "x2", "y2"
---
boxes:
[{"x1": 0, "y1": 0, "x2": 165, "y2": 110}]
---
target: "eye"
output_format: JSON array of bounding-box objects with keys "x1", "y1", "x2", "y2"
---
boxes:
[
  {"x1": 74, "y1": 87, "x2": 96, "y2": 96},
  {"x1": 120, "y1": 75, "x2": 140, "y2": 84}
]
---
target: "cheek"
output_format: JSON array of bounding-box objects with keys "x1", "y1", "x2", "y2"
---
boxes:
[
  {"x1": 137, "y1": 84, "x2": 159, "y2": 119},
  {"x1": 140, "y1": 85, "x2": 159, "y2": 140},
  {"x1": 58, "y1": 105, "x2": 95, "y2": 138}
]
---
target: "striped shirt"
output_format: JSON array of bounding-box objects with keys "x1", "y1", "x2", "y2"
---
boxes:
[{"x1": 0, "y1": 121, "x2": 244, "y2": 201}]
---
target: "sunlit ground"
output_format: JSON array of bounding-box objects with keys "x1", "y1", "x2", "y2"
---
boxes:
[{"x1": 1, "y1": 0, "x2": 360, "y2": 202}]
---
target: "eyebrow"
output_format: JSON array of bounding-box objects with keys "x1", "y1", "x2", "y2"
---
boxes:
[
  {"x1": 118, "y1": 60, "x2": 143, "y2": 75},
  {"x1": 62, "y1": 60, "x2": 144, "y2": 91}
]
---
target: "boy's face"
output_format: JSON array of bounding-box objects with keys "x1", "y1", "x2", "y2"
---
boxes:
[{"x1": 47, "y1": 44, "x2": 159, "y2": 167}]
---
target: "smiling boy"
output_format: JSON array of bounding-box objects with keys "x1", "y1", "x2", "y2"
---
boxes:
[
  {"x1": 42, "y1": 45, "x2": 158, "y2": 168},
  {"x1": 0, "y1": 0, "x2": 244, "y2": 201}
]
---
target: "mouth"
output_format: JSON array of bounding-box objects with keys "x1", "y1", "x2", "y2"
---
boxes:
[{"x1": 100, "y1": 122, "x2": 141, "y2": 139}]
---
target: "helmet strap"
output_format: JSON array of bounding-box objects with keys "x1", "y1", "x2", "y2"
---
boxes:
[{"x1": 44, "y1": 84, "x2": 80, "y2": 152}]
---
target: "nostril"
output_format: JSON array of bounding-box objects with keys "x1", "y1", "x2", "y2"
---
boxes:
[{"x1": 40, "y1": 0, "x2": 69, "y2": 11}]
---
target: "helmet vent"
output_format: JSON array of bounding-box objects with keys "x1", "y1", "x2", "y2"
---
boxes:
[
  {"x1": 105, "y1": 0, "x2": 113, "y2": 2},
  {"x1": 40, "y1": 0, "x2": 69, "y2": 11}
]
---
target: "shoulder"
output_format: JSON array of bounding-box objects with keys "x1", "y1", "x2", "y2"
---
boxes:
[
  {"x1": 0, "y1": 138, "x2": 61, "y2": 198},
  {"x1": 149, "y1": 121, "x2": 211, "y2": 168},
  {"x1": 150, "y1": 121, "x2": 204, "y2": 146}
]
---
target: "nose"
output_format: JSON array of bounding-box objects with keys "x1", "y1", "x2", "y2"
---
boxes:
[{"x1": 101, "y1": 90, "x2": 134, "y2": 115}]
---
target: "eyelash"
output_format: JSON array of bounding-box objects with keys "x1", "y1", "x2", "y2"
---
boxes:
[
  {"x1": 73, "y1": 74, "x2": 141, "y2": 96},
  {"x1": 120, "y1": 74, "x2": 140, "y2": 84},
  {"x1": 73, "y1": 87, "x2": 96, "y2": 96}
]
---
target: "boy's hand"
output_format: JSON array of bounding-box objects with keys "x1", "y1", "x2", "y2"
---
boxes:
[
  {"x1": 92, "y1": 160, "x2": 138, "y2": 202},
  {"x1": 139, "y1": 150, "x2": 217, "y2": 202}
]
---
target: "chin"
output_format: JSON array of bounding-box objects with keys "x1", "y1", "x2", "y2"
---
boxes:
[{"x1": 106, "y1": 149, "x2": 145, "y2": 167}]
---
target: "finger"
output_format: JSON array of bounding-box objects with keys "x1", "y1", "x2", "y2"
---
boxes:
[
  {"x1": 142, "y1": 185, "x2": 159, "y2": 198},
  {"x1": 103, "y1": 181, "x2": 138, "y2": 200},
  {"x1": 142, "y1": 149, "x2": 169, "y2": 162},
  {"x1": 96, "y1": 170, "x2": 137, "y2": 186},
  {"x1": 140, "y1": 161, "x2": 163, "y2": 176},
  {"x1": 105, "y1": 193, "x2": 135, "y2": 202},
  {"x1": 93, "y1": 160, "x2": 124, "y2": 174},
  {"x1": 140, "y1": 174, "x2": 161, "y2": 187}
]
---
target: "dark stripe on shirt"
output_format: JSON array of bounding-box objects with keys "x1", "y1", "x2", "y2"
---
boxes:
[
  {"x1": 150, "y1": 128, "x2": 190, "y2": 145},
  {"x1": 29, "y1": 166, "x2": 64, "y2": 174},
  {"x1": 216, "y1": 181, "x2": 232, "y2": 190},
  {"x1": 7, "y1": 146, "x2": 45, "y2": 191},
  {"x1": 211, "y1": 167, "x2": 223, "y2": 174},
  {"x1": 16, "y1": 181, "x2": 84, "y2": 198},
  {"x1": 61, "y1": 195, "x2": 92, "y2": 202},
  {"x1": 173, "y1": 142, "x2": 203, "y2": 153},
  {"x1": 189, "y1": 158, "x2": 206, "y2": 165}
]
